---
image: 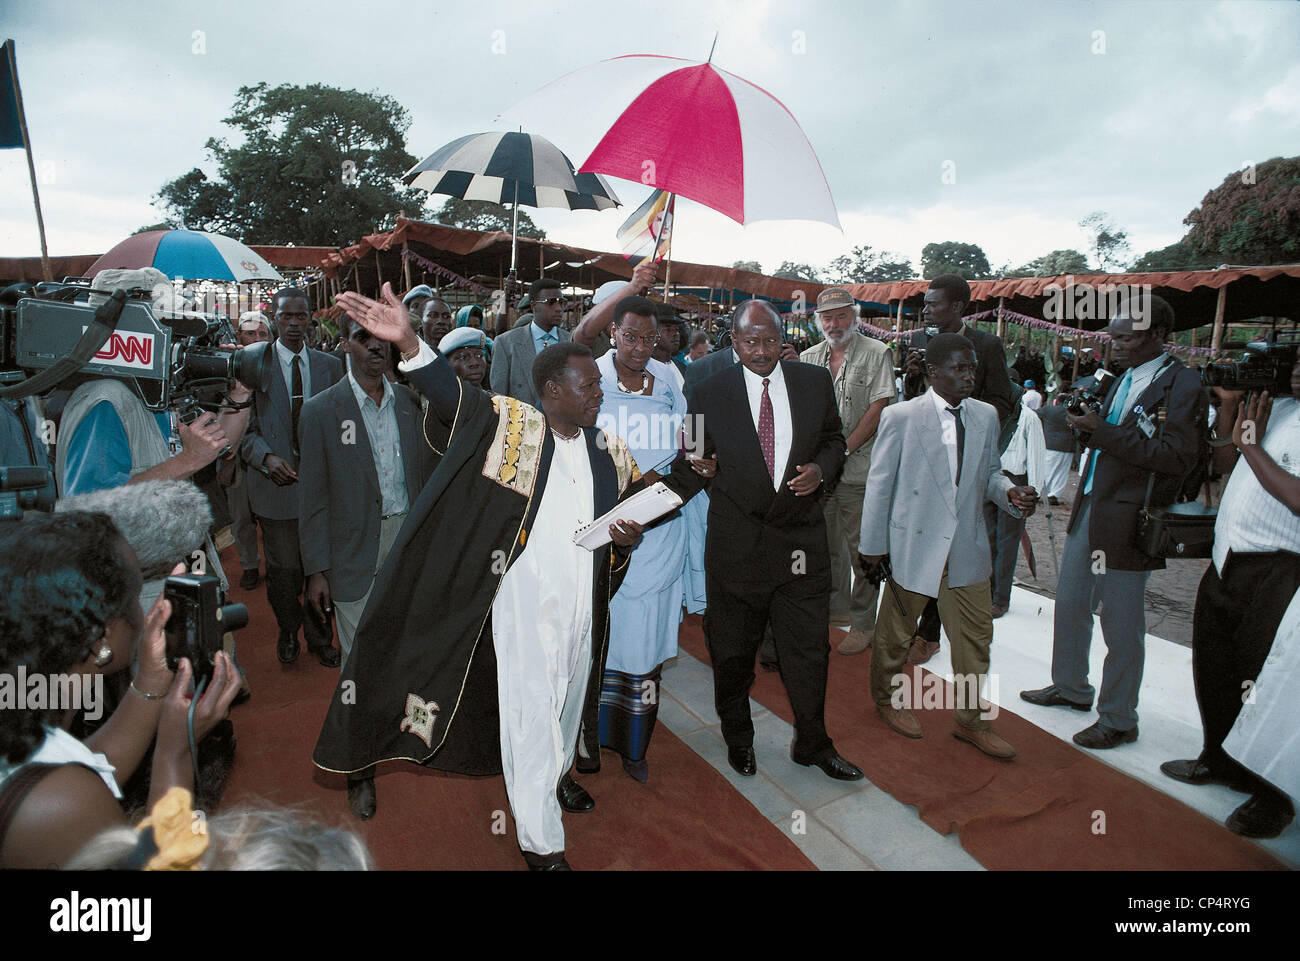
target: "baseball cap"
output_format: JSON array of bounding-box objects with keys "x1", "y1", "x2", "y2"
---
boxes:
[{"x1": 814, "y1": 287, "x2": 855, "y2": 313}]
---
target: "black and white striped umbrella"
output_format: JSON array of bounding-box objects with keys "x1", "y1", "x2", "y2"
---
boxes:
[{"x1": 404, "y1": 130, "x2": 621, "y2": 211}]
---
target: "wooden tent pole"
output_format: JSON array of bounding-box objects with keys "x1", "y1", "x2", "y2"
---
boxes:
[
  {"x1": 996, "y1": 297, "x2": 1005, "y2": 340},
  {"x1": 1210, "y1": 286, "x2": 1227, "y2": 355},
  {"x1": 375, "y1": 250, "x2": 384, "y2": 292},
  {"x1": 402, "y1": 248, "x2": 412, "y2": 292}
]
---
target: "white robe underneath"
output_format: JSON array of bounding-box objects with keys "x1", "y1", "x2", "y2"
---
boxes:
[{"x1": 491, "y1": 430, "x2": 595, "y2": 855}]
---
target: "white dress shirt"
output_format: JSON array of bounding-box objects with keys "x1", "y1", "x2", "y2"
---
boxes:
[
  {"x1": 927, "y1": 387, "x2": 962, "y2": 490},
  {"x1": 346, "y1": 370, "x2": 408, "y2": 516},
  {"x1": 741, "y1": 362, "x2": 793, "y2": 491},
  {"x1": 1213, "y1": 396, "x2": 1300, "y2": 574},
  {"x1": 275, "y1": 339, "x2": 311, "y2": 398},
  {"x1": 1001, "y1": 403, "x2": 1047, "y2": 491}
]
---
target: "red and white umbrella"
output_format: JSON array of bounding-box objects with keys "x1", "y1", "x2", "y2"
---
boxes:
[{"x1": 497, "y1": 54, "x2": 840, "y2": 229}]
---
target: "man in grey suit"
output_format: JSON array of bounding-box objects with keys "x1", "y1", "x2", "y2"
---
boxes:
[
  {"x1": 859, "y1": 334, "x2": 1038, "y2": 758},
  {"x1": 489, "y1": 278, "x2": 571, "y2": 406},
  {"x1": 241, "y1": 288, "x2": 345, "y2": 667},
  {"x1": 298, "y1": 310, "x2": 437, "y2": 819}
]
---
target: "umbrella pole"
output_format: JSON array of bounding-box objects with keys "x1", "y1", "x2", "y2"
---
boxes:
[{"x1": 509, "y1": 181, "x2": 520, "y2": 276}]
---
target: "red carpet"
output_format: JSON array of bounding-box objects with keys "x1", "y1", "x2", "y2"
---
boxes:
[
  {"x1": 216, "y1": 547, "x2": 812, "y2": 870},
  {"x1": 677, "y1": 615, "x2": 1285, "y2": 871}
]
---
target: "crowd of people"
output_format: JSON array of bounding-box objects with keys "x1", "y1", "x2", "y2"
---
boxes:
[{"x1": 1, "y1": 262, "x2": 1296, "y2": 871}]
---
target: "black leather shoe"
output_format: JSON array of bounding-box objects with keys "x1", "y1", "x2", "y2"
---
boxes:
[
  {"x1": 795, "y1": 752, "x2": 865, "y2": 781},
  {"x1": 1073, "y1": 721, "x2": 1138, "y2": 749},
  {"x1": 556, "y1": 774, "x2": 595, "y2": 813},
  {"x1": 347, "y1": 777, "x2": 376, "y2": 820},
  {"x1": 1020, "y1": 685, "x2": 1092, "y2": 711},
  {"x1": 523, "y1": 851, "x2": 572, "y2": 870},
  {"x1": 314, "y1": 645, "x2": 342, "y2": 668},
  {"x1": 277, "y1": 631, "x2": 299, "y2": 664},
  {"x1": 239, "y1": 568, "x2": 260, "y2": 590},
  {"x1": 1226, "y1": 793, "x2": 1295, "y2": 839},
  {"x1": 727, "y1": 746, "x2": 757, "y2": 777},
  {"x1": 1160, "y1": 758, "x2": 1248, "y2": 790}
]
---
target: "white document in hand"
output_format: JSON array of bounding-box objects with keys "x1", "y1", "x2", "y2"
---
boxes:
[{"x1": 573, "y1": 481, "x2": 684, "y2": 551}]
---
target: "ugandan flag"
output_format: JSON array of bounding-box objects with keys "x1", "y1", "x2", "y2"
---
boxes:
[
  {"x1": 1, "y1": 40, "x2": 26, "y2": 149},
  {"x1": 616, "y1": 188, "x2": 674, "y2": 265}
]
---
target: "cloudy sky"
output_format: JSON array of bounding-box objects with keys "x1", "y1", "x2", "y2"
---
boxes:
[{"x1": 2, "y1": 0, "x2": 1297, "y2": 276}]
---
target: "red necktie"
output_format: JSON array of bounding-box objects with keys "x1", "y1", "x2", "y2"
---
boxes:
[{"x1": 759, "y1": 378, "x2": 775, "y2": 482}]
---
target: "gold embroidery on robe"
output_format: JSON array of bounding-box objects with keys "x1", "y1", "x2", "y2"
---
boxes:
[{"x1": 482, "y1": 396, "x2": 545, "y2": 495}]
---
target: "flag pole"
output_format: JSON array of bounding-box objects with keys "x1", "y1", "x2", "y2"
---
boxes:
[
  {"x1": 5, "y1": 40, "x2": 52, "y2": 282},
  {"x1": 648, "y1": 191, "x2": 674, "y2": 303}
]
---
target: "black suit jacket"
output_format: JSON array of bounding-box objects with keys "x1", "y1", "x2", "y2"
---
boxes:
[
  {"x1": 1068, "y1": 356, "x2": 1205, "y2": 571},
  {"x1": 682, "y1": 346, "x2": 735, "y2": 407},
  {"x1": 909, "y1": 325, "x2": 1014, "y2": 422},
  {"x1": 662, "y1": 360, "x2": 846, "y2": 582}
]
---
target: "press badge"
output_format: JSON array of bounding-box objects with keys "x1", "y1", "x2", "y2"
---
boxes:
[{"x1": 1134, "y1": 406, "x2": 1156, "y2": 439}]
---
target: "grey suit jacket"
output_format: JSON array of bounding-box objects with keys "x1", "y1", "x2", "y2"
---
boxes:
[
  {"x1": 682, "y1": 346, "x2": 736, "y2": 406},
  {"x1": 296, "y1": 377, "x2": 434, "y2": 602},
  {"x1": 489, "y1": 323, "x2": 571, "y2": 407},
  {"x1": 240, "y1": 347, "x2": 343, "y2": 520},
  {"x1": 858, "y1": 393, "x2": 1019, "y2": 595}
]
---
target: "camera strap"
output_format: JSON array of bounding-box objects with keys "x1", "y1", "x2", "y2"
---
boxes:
[
  {"x1": 0, "y1": 289, "x2": 128, "y2": 400},
  {"x1": 1140, "y1": 365, "x2": 1182, "y2": 513}
]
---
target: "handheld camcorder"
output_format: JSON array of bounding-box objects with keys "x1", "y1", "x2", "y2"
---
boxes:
[
  {"x1": 0, "y1": 280, "x2": 273, "y2": 419},
  {"x1": 163, "y1": 573, "x2": 249, "y2": 688},
  {"x1": 1201, "y1": 334, "x2": 1297, "y2": 397},
  {"x1": 1064, "y1": 368, "x2": 1117, "y2": 418}
]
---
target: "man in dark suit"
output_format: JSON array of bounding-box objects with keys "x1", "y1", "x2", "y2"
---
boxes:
[
  {"x1": 298, "y1": 310, "x2": 438, "y2": 818},
  {"x1": 902, "y1": 274, "x2": 1016, "y2": 664},
  {"x1": 661, "y1": 300, "x2": 863, "y2": 781},
  {"x1": 683, "y1": 336, "x2": 735, "y2": 407},
  {"x1": 1021, "y1": 295, "x2": 1204, "y2": 748},
  {"x1": 241, "y1": 287, "x2": 345, "y2": 667}
]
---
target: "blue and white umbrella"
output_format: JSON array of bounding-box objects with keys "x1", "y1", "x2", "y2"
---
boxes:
[
  {"x1": 89, "y1": 229, "x2": 284, "y2": 283},
  {"x1": 405, "y1": 130, "x2": 620, "y2": 272}
]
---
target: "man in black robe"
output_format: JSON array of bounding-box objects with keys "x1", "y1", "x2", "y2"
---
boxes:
[{"x1": 313, "y1": 284, "x2": 644, "y2": 871}]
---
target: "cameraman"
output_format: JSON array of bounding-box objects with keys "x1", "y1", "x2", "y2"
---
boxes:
[
  {"x1": 54, "y1": 269, "x2": 252, "y2": 499},
  {"x1": 0, "y1": 511, "x2": 241, "y2": 869},
  {"x1": 1021, "y1": 295, "x2": 1205, "y2": 750},
  {"x1": 1161, "y1": 361, "x2": 1300, "y2": 838}
]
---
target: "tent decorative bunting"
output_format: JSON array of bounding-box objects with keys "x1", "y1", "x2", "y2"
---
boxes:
[{"x1": 400, "y1": 247, "x2": 495, "y2": 296}]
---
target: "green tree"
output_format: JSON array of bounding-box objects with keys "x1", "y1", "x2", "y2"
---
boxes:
[
  {"x1": 824, "y1": 245, "x2": 914, "y2": 284},
  {"x1": 433, "y1": 198, "x2": 546, "y2": 238},
  {"x1": 1079, "y1": 211, "x2": 1132, "y2": 271},
  {"x1": 1183, "y1": 156, "x2": 1300, "y2": 265},
  {"x1": 152, "y1": 83, "x2": 426, "y2": 246},
  {"x1": 731, "y1": 259, "x2": 764, "y2": 273},
  {"x1": 773, "y1": 261, "x2": 822, "y2": 282},
  {"x1": 1003, "y1": 248, "x2": 1091, "y2": 277},
  {"x1": 920, "y1": 241, "x2": 992, "y2": 280},
  {"x1": 1130, "y1": 240, "x2": 1219, "y2": 272}
]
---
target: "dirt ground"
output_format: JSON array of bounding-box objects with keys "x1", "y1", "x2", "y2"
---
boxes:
[{"x1": 1011, "y1": 468, "x2": 1208, "y2": 648}]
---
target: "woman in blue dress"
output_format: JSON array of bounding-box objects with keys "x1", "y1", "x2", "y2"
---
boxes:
[{"x1": 587, "y1": 296, "x2": 694, "y2": 781}]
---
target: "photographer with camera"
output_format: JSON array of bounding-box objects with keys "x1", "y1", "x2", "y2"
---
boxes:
[
  {"x1": 54, "y1": 269, "x2": 253, "y2": 500},
  {"x1": 1021, "y1": 295, "x2": 1205, "y2": 749},
  {"x1": 0, "y1": 511, "x2": 242, "y2": 869},
  {"x1": 1160, "y1": 355, "x2": 1300, "y2": 838}
]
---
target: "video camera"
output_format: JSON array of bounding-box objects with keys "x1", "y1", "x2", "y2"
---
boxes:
[
  {"x1": 1064, "y1": 369, "x2": 1117, "y2": 418},
  {"x1": 1201, "y1": 333, "x2": 1297, "y2": 396},
  {"x1": 0, "y1": 279, "x2": 273, "y2": 420},
  {"x1": 163, "y1": 573, "x2": 250, "y2": 689}
]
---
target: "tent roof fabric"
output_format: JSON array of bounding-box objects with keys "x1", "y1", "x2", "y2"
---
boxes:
[{"x1": 4, "y1": 219, "x2": 1296, "y2": 332}]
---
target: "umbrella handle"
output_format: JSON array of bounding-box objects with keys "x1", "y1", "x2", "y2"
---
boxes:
[{"x1": 509, "y1": 181, "x2": 519, "y2": 275}]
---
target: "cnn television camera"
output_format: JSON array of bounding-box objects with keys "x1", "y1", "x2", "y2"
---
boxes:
[
  {"x1": 1201, "y1": 332, "x2": 1298, "y2": 397},
  {"x1": 0, "y1": 278, "x2": 273, "y2": 422}
]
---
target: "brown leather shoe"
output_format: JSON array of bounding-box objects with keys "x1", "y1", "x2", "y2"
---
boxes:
[
  {"x1": 837, "y1": 628, "x2": 873, "y2": 655},
  {"x1": 953, "y1": 724, "x2": 1016, "y2": 759},
  {"x1": 876, "y1": 703, "x2": 923, "y2": 739},
  {"x1": 905, "y1": 637, "x2": 940, "y2": 665}
]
